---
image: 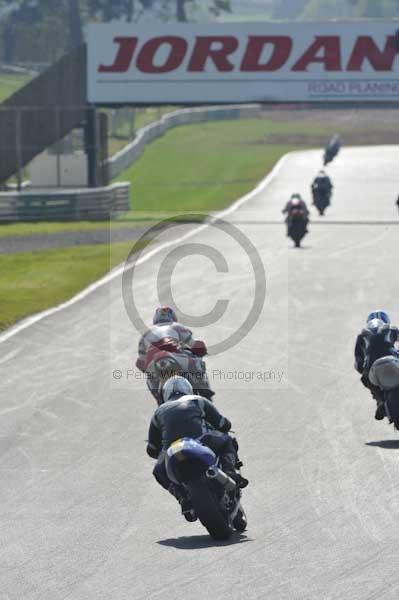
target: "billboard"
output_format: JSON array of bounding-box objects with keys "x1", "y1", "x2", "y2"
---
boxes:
[{"x1": 88, "y1": 22, "x2": 399, "y2": 105}]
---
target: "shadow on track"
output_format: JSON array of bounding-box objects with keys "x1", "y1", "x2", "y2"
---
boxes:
[
  {"x1": 365, "y1": 440, "x2": 399, "y2": 449},
  {"x1": 157, "y1": 533, "x2": 251, "y2": 550}
]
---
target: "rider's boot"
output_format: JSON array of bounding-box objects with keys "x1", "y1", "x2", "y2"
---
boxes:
[
  {"x1": 168, "y1": 484, "x2": 197, "y2": 522},
  {"x1": 370, "y1": 386, "x2": 386, "y2": 421},
  {"x1": 375, "y1": 401, "x2": 385, "y2": 421},
  {"x1": 220, "y1": 453, "x2": 249, "y2": 489}
]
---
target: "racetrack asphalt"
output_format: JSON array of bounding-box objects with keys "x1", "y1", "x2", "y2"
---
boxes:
[{"x1": 1, "y1": 146, "x2": 399, "y2": 600}]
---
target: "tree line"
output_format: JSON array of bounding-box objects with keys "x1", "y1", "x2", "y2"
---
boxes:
[
  {"x1": 1, "y1": 0, "x2": 396, "y2": 66},
  {"x1": 0, "y1": 0, "x2": 231, "y2": 64},
  {"x1": 271, "y1": 0, "x2": 399, "y2": 19}
]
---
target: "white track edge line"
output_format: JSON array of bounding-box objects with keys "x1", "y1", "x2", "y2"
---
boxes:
[{"x1": 0, "y1": 152, "x2": 290, "y2": 345}]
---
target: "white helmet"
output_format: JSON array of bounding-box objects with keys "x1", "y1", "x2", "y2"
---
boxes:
[
  {"x1": 162, "y1": 376, "x2": 193, "y2": 403},
  {"x1": 366, "y1": 318, "x2": 385, "y2": 334}
]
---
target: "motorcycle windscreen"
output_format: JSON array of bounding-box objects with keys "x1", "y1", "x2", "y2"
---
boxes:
[{"x1": 166, "y1": 438, "x2": 216, "y2": 484}]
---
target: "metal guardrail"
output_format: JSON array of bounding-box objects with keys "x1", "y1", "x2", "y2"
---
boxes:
[
  {"x1": 0, "y1": 182, "x2": 130, "y2": 222},
  {"x1": 108, "y1": 104, "x2": 261, "y2": 179}
]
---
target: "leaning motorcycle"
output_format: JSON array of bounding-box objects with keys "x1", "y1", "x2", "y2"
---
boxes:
[
  {"x1": 323, "y1": 135, "x2": 341, "y2": 166},
  {"x1": 166, "y1": 437, "x2": 247, "y2": 540},
  {"x1": 369, "y1": 356, "x2": 399, "y2": 428},
  {"x1": 288, "y1": 208, "x2": 307, "y2": 248}
]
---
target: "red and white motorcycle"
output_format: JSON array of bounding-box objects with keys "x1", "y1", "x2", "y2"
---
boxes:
[{"x1": 137, "y1": 338, "x2": 214, "y2": 405}]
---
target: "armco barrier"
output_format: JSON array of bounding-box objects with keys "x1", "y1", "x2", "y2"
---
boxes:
[
  {"x1": 0, "y1": 182, "x2": 130, "y2": 222},
  {"x1": 0, "y1": 104, "x2": 260, "y2": 223},
  {"x1": 108, "y1": 104, "x2": 261, "y2": 179}
]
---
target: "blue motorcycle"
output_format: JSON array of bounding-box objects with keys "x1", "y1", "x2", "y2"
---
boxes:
[{"x1": 166, "y1": 437, "x2": 247, "y2": 540}]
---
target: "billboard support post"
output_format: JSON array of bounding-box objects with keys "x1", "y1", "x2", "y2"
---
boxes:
[
  {"x1": 85, "y1": 106, "x2": 98, "y2": 188},
  {"x1": 15, "y1": 108, "x2": 22, "y2": 192}
]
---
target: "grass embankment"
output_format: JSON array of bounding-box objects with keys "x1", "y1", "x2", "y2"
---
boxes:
[
  {"x1": 0, "y1": 241, "x2": 146, "y2": 331},
  {"x1": 116, "y1": 118, "x2": 329, "y2": 219}
]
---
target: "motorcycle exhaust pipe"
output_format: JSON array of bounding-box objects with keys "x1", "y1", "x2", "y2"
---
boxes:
[{"x1": 206, "y1": 466, "x2": 236, "y2": 491}]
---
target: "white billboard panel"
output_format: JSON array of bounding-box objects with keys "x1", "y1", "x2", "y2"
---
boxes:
[{"x1": 88, "y1": 22, "x2": 399, "y2": 104}]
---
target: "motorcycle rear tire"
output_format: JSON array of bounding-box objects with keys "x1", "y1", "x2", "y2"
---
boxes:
[{"x1": 188, "y1": 478, "x2": 232, "y2": 541}]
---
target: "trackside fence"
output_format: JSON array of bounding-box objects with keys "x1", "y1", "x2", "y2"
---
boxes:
[{"x1": 0, "y1": 182, "x2": 130, "y2": 222}]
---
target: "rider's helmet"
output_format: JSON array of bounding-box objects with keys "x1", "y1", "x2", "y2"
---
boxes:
[
  {"x1": 153, "y1": 306, "x2": 177, "y2": 325},
  {"x1": 162, "y1": 376, "x2": 193, "y2": 403},
  {"x1": 367, "y1": 310, "x2": 390, "y2": 325},
  {"x1": 291, "y1": 193, "x2": 302, "y2": 201},
  {"x1": 366, "y1": 318, "x2": 386, "y2": 334}
]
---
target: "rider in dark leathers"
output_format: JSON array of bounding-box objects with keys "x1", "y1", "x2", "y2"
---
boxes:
[
  {"x1": 354, "y1": 311, "x2": 399, "y2": 420},
  {"x1": 311, "y1": 171, "x2": 333, "y2": 203},
  {"x1": 282, "y1": 194, "x2": 309, "y2": 235},
  {"x1": 146, "y1": 376, "x2": 248, "y2": 521}
]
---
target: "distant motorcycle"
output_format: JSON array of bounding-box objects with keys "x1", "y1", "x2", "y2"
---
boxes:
[
  {"x1": 323, "y1": 135, "x2": 341, "y2": 166},
  {"x1": 166, "y1": 437, "x2": 247, "y2": 540},
  {"x1": 369, "y1": 356, "x2": 399, "y2": 428},
  {"x1": 312, "y1": 188, "x2": 331, "y2": 216},
  {"x1": 288, "y1": 208, "x2": 308, "y2": 248}
]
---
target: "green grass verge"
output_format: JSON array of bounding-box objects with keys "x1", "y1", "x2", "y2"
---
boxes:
[
  {"x1": 116, "y1": 118, "x2": 329, "y2": 217},
  {"x1": 0, "y1": 240, "x2": 147, "y2": 331},
  {"x1": 0, "y1": 73, "x2": 32, "y2": 102}
]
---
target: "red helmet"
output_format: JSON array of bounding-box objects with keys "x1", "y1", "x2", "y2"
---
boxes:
[{"x1": 153, "y1": 306, "x2": 177, "y2": 325}]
